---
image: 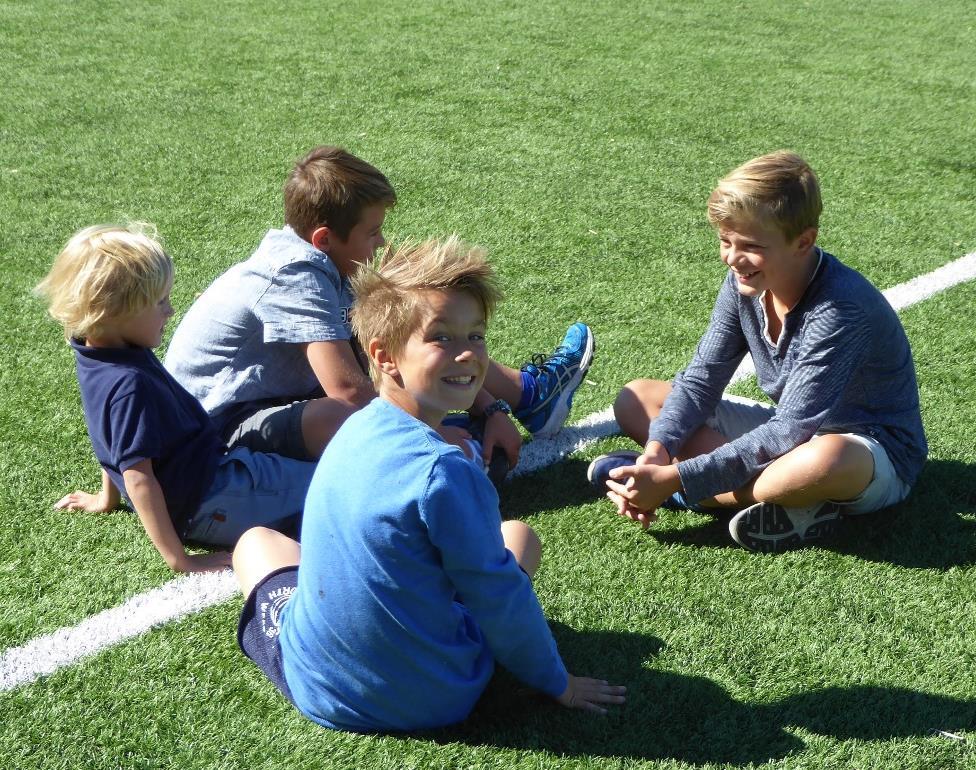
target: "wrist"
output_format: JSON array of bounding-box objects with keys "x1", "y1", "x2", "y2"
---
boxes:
[{"x1": 481, "y1": 399, "x2": 512, "y2": 419}]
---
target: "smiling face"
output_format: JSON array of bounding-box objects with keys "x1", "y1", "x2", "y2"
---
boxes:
[
  {"x1": 718, "y1": 220, "x2": 817, "y2": 304},
  {"x1": 375, "y1": 289, "x2": 488, "y2": 427}
]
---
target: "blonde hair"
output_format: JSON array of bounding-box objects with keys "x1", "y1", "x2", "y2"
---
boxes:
[
  {"x1": 36, "y1": 223, "x2": 173, "y2": 340},
  {"x1": 350, "y1": 235, "x2": 501, "y2": 384},
  {"x1": 707, "y1": 150, "x2": 822, "y2": 241}
]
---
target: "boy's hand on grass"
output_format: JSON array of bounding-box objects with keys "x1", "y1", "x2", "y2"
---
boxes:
[
  {"x1": 556, "y1": 675, "x2": 626, "y2": 714},
  {"x1": 482, "y1": 412, "x2": 521, "y2": 469},
  {"x1": 54, "y1": 489, "x2": 117, "y2": 513},
  {"x1": 173, "y1": 551, "x2": 233, "y2": 574}
]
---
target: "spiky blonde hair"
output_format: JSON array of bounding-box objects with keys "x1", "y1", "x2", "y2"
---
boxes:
[{"x1": 350, "y1": 235, "x2": 501, "y2": 384}]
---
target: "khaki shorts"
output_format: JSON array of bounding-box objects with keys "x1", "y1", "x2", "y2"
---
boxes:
[{"x1": 708, "y1": 394, "x2": 911, "y2": 514}]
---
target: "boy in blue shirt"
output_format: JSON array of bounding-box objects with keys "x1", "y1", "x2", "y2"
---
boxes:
[
  {"x1": 37, "y1": 225, "x2": 316, "y2": 572},
  {"x1": 589, "y1": 151, "x2": 927, "y2": 552},
  {"x1": 233, "y1": 236, "x2": 624, "y2": 732},
  {"x1": 164, "y1": 146, "x2": 594, "y2": 472}
]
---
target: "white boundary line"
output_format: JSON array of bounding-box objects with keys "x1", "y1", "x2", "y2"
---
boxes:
[{"x1": 2, "y1": 250, "x2": 975, "y2": 693}]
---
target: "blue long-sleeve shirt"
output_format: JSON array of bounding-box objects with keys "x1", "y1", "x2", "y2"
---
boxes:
[
  {"x1": 279, "y1": 398, "x2": 568, "y2": 732},
  {"x1": 648, "y1": 249, "x2": 927, "y2": 504}
]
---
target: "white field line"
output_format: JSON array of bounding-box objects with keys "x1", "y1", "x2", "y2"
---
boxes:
[
  {"x1": 515, "y1": 248, "x2": 976, "y2": 476},
  {"x1": 2, "y1": 250, "x2": 975, "y2": 693}
]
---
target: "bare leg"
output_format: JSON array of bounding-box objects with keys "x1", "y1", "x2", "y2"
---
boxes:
[
  {"x1": 301, "y1": 397, "x2": 356, "y2": 458},
  {"x1": 613, "y1": 379, "x2": 672, "y2": 445},
  {"x1": 501, "y1": 520, "x2": 542, "y2": 578},
  {"x1": 483, "y1": 360, "x2": 524, "y2": 406},
  {"x1": 614, "y1": 378, "x2": 731, "y2": 459},
  {"x1": 752, "y1": 433, "x2": 874, "y2": 506},
  {"x1": 233, "y1": 526, "x2": 301, "y2": 597}
]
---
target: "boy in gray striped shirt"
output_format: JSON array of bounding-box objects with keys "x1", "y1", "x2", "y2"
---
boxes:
[{"x1": 590, "y1": 151, "x2": 927, "y2": 552}]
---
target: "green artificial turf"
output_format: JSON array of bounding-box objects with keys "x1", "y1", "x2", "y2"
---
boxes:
[{"x1": 2, "y1": 0, "x2": 975, "y2": 767}]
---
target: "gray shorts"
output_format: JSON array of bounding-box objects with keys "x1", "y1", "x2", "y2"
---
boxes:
[
  {"x1": 224, "y1": 401, "x2": 312, "y2": 461},
  {"x1": 708, "y1": 394, "x2": 911, "y2": 515}
]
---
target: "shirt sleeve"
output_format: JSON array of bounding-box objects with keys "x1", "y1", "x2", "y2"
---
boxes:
[
  {"x1": 109, "y1": 384, "x2": 163, "y2": 472},
  {"x1": 647, "y1": 276, "x2": 748, "y2": 458},
  {"x1": 422, "y1": 453, "x2": 569, "y2": 698},
  {"x1": 677, "y1": 299, "x2": 872, "y2": 502},
  {"x1": 257, "y1": 261, "x2": 352, "y2": 344}
]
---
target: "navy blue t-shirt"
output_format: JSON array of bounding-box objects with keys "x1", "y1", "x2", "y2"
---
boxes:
[{"x1": 71, "y1": 339, "x2": 223, "y2": 537}]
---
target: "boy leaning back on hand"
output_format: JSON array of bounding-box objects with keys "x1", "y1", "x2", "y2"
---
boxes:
[{"x1": 37, "y1": 225, "x2": 315, "y2": 573}]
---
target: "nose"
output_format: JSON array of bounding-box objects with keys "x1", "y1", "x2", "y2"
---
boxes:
[{"x1": 723, "y1": 243, "x2": 739, "y2": 267}]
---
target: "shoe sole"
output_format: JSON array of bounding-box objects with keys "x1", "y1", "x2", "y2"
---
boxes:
[
  {"x1": 531, "y1": 327, "x2": 595, "y2": 439},
  {"x1": 729, "y1": 502, "x2": 841, "y2": 553}
]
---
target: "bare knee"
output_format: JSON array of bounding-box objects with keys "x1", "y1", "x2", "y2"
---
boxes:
[
  {"x1": 613, "y1": 379, "x2": 672, "y2": 445},
  {"x1": 501, "y1": 520, "x2": 542, "y2": 578},
  {"x1": 753, "y1": 434, "x2": 874, "y2": 504},
  {"x1": 233, "y1": 526, "x2": 301, "y2": 597},
  {"x1": 301, "y1": 398, "x2": 355, "y2": 457}
]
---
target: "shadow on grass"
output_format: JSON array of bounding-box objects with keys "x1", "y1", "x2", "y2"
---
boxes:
[
  {"x1": 428, "y1": 623, "x2": 976, "y2": 765},
  {"x1": 499, "y1": 459, "x2": 598, "y2": 520},
  {"x1": 641, "y1": 459, "x2": 976, "y2": 569}
]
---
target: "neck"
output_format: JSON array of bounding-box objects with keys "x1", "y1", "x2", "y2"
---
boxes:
[
  {"x1": 770, "y1": 246, "x2": 819, "y2": 312},
  {"x1": 380, "y1": 389, "x2": 444, "y2": 429}
]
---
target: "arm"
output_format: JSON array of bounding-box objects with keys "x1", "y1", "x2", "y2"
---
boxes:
[
  {"x1": 469, "y1": 388, "x2": 522, "y2": 468},
  {"x1": 304, "y1": 339, "x2": 376, "y2": 408},
  {"x1": 604, "y1": 443, "x2": 679, "y2": 527},
  {"x1": 426, "y1": 460, "x2": 624, "y2": 711},
  {"x1": 678, "y1": 300, "x2": 872, "y2": 503},
  {"x1": 54, "y1": 468, "x2": 122, "y2": 513},
  {"x1": 122, "y1": 459, "x2": 231, "y2": 573},
  {"x1": 647, "y1": 277, "x2": 748, "y2": 458}
]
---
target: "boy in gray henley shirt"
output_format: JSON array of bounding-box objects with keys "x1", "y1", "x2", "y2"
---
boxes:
[{"x1": 590, "y1": 151, "x2": 927, "y2": 552}]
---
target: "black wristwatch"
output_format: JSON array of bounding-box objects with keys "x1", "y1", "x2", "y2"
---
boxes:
[{"x1": 482, "y1": 399, "x2": 512, "y2": 418}]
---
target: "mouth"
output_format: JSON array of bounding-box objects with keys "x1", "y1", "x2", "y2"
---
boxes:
[
  {"x1": 442, "y1": 375, "x2": 477, "y2": 386},
  {"x1": 732, "y1": 268, "x2": 759, "y2": 281}
]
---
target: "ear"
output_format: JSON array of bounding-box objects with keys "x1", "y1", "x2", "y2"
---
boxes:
[
  {"x1": 310, "y1": 226, "x2": 333, "y2": 253},
  {"x1": 368, "y1": 338, "x2": 398, "y2": 379},
  {"x1": 794, "y1": 227, "x2": 818, "y2": 255}
]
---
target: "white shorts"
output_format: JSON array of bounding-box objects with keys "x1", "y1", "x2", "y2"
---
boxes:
[{"x1": 707, "y1": 394, "x2": 912, "y2": 515}]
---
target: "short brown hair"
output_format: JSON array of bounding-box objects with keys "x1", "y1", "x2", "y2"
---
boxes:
[
  {"x1": 36, "y1": 223, "x2": 173, "y2": 341},
  {"x1": 283, "y1": 146, "x2": 396, "y2": 241},
  {"x1": 707, "y1": 150, "x2": 822, "y2": 241},
  {"x1": 350, "y1": 236, "x2": 501, "y2": 384}
]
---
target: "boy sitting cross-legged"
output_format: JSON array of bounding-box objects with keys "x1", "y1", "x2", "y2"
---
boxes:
[
  {"x1": 37, "y1": 225, "x2": 316, "y2": 573},
  {"x1": 590, "y1": 151, "x2": 927, "y2": 552},
  {"x1": 164, "y1": 146, "x2": 594, "y2": 473},
  {"x1": 233, "y1": 236, "x2": 624, "y2": 732}
]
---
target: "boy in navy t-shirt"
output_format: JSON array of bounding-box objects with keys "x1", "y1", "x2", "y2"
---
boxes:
[
  {"x1": 37, "y1": 224, "x2": 316, "y2": 573},
  {"x1": 232, "y1": 236, "x2": 624, "y2": 731}
]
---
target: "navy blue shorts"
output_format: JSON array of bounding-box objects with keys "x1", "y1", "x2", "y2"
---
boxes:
[{"x1": 237, "y1": 566, "x2": 299, "y2": 705}]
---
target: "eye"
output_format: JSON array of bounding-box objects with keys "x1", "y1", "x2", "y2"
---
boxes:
[{"x1": 469, "y1": 332, "x2": 485, "y2": 342}]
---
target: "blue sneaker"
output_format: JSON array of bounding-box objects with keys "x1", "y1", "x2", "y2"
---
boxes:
[
  {"x1": 514, "y1": 323, "x2": 595, "y2": 438},
  {"x1": 586, "y1": 450, "x2": 640, "y2": 488},
  {"x1": 587, "y1": 450, "x2": 703, "y2": 511}
]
